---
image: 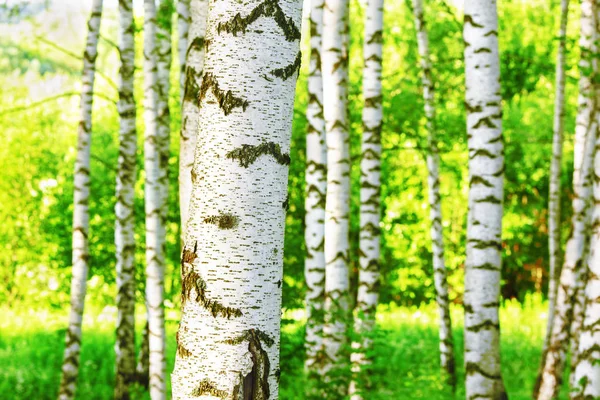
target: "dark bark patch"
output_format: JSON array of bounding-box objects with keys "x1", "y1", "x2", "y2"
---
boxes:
[
  {"x1": 203, "y1": 213, "x2": 240, "y2": 229},
  {"x1": 226, "y1": 141, "x2": 291, "y2": 168},
  {"x1": 199, "y1": 73, "x2": 249, "y2": 115},
  {"x1": 270, "y1": 51, "x2": 302, "y2": 80}
]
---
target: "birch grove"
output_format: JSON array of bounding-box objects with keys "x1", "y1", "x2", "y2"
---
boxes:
[
  {"x1": 170, "y1": 0, "x2": 302, "y2": 397},
  {"x1": 463, "y1": 0, "x2": 507, "y2": 398},
  {"x1": 349, "y1": 0, "x2": 383, "y2": 395},
  {"x1": 536, "y1": 1, "x2": 598, "y2": 397},
  {"x1": 321, "y1": 0, "x2": 351, "y2": 391},
  {"x1": 179, "y1": 0, "x2": 208, "y2": 236},
  {"x1": 58, "y1": 2, "x2": 103, "y2": 399},
  {"x1": 143, "y1": 0, "x2": 167, "y2": 397},
  {"x1": 304, "y1": 0, "x2": 328, "y2": 384},
  {"x1": 114, "y1": 0, "x2": 138, "y2": 398},
  {"x1": 411, "y1": 0, "x2": 456, "y2": 386}
]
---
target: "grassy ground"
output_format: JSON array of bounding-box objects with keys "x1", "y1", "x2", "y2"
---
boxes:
[{"x1": 0, "y1": 295, "x2": 569, "y2": 399}]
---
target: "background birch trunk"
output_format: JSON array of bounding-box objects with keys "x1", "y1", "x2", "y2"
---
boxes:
[
  {"x1": 572, "y1": 120, "x2": 600, "y2": 400},
  {"x1": 58, "y1": 1, "x2": 103, "y2": 399},
  {"x1": 322, "y1": 0, "x2": 351, "y2": 392},
  {"x1": 463, "y1": 0, "x2": 507, "y2": 398},
  {"x1": 143, "y1": 0, "x2": 167, "y2": 398},
  {"x1": 114, "y1": 0, "x2": 138, "y2": 398},
  {"x1": 304, "y1": 0, "x2": 328, "y2": 387},
  {"x1": 411, "y1": 0, "x2": 456, "y2": 387},
  {"x1": 179, "y1": 0, "x2": 208, "y2": 237},
  {"x1": 177, "y1": 0, "x2": 190, "y2": 102},
  {"x1": 170, "y1": 0, "x2": 302, "y2": 396},
  {"x1": 349, "y1": 0, "x2": 383, "y2": 396},
  {"x1": 536, "y1": 1, "x2": 598, "y2": 397},
  {"x1": 543, "y1": 0, "x2": 569, "y2": 359}
]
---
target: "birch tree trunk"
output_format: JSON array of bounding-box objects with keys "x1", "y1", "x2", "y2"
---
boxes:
[
  {"x1": 544, "y1": 0, "x2": 569, "y2": 358},
  {"x1": 58, "y1": 2, "x2": 103, "y2": 399},
  {"x1": 463, "y1": 0, "x2": 507, "y2": 398},
  {"x1": 349, "y1": 0, "x2": 382, "y2": 397},
  {"x1": 114, "y1": 0, "x2": 137, "y2": 398},
  {"x1": 322, "y1": 0, "x2": 351, "y2": 391},
  {"x1": 177, "y1": 0, "x2": 190, "y2": 101},
  {"x1": 170, "y1": 0, "x2": 302, "y2": 397},
  {"x1": 536, "y1": 1, "x2": 598, "y2": 397},
  {"x1": 411, "y1": 0, "x2": 456, "y2": 387},
  {"x1": 144, "y1": 0, "x2": 167, "y2": 398},
  {"x1": 179, "y1": 0, "x2": 208, "y2": 237},
  {"x1": 572, "y1": 130, "x2": 600, "y2": 400},
  {"x1": 304, "y1": 0, "x2": 327, "y2": 385}
]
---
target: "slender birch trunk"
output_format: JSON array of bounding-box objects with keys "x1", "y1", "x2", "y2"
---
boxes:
[
  {"x1": 136, "y1": 320, "x2": 150, "y2": 388},
  {"x1": 349, "y1": 0, "x2": 383, "y2": 397},
  {"x1": 58, "y1": 2, "x2": 103, "y2": 399},
  {"x1": 114, "y1": 0, "x2": 137, "y2": 398},
  {"x1": 411, "y1": 0, "x2": 456, "y2": 387},
  {"x1": 177, "y1": 0, "x2": 190, "y2": 101},
  {"x1": 304, "y1": 0, "x2": 327, "y2": 384},
  {"x1": 170, "y1": 0, "x2": 302, "y2": 396},
  {"x1": 179, "y1": 0, "x2": 208, "y2": 236},
  {"x1": 536, "y1": 1, "x2": 598, "y2": 397},
  {"x1": 463, "y1": 0, "x2": 507, "y2": 398},
  {"x1": 143, "y1": 1, "x2": 167, "y2": 398},
  {"x1": 322, "y1": 0, "x2": 351, "y2": 392},
  {"x1": 572, "y1": 128, "x2": 600, "y2": 400},
  {"x1": 544, "y1": 0, "x2": 570, "y2": 358}
]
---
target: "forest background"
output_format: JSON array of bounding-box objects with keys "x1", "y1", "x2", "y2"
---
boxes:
[{"x1": 0, "y1": 0, "x2": 576, "y2": 398}]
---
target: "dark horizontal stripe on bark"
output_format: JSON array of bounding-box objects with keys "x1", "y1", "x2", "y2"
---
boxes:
[
  {"x1": 226, "y1": 141, "x2": 291, "y2": 168},
  {"x1": 203, "y1": 213, "x2": 240, "y2": 229},
  {"x1": 198, "y1": 73, "x2": 249, "y2": 115},
  {"x1": 472, "y1": 116, "x2": 498, "y2": 129},
  {"x1": 270, "y1": 51, "x2": 302, "y2": 80},
  {"x1": 465, "y1": 362, "x2": 502, "y2": 380},
  {"x1": 466, "y1": 319, "x2": 500, "y2": 332},
  {"x1": 469, "y1": 239, "x2": 502, "y2": 250},
  {"x1": 475, "y1": 195, "x2": 502, "y2": 204},
  {"x1": 217, "y1": 0, "x2": 301, "y2": 41},
  {"x1": 181, "y1": 270, "x2": 243, "y2": 318},
  {"x1": 192, "y1": 379, "x2": 228, "y2": 398},
  {"x1": 223, "y1": 328, "x2": 275, "y2": 347},
  {"x1": 367, "y1": 30, "x2": 383, "y2": 44},
  {"x1": 464, "y1": 15, "x2": 483, "y2": 28}
]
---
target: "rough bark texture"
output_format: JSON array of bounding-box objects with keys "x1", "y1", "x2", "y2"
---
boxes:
[
  {"x1": 536, "y1": 1, "x2": 598, "y2": 398},
  {"x1": 170, "y1": 0, "x2": 302, "y2": 397},
  {"x1": 144, "y1": 0, "x2": 167, "y2": 398},
  {"x1": 349, "y1": 0, "x2": 383, "y2": 397},
  {"x1": 114, "y1": 0, "x2": 137, "y2": 398},
  {"x1": 322, "y1": 0, "x2": 350, "y2": 392},
  {"x1": 572, "y1": 122, "x2": 600, "y2": 400},
  {"x1": 136, "y1": 319, "x2": 151, "y2": 388},
  {"x1": 58, "y1": 1, "x2": 103, "y2": 399},
  {"x1": 304, "y1": 0, "x2": 327, "y2": 389},
  {"x1": 411, "y1": 0, "x2": 456, "y2": 387},
  {"x1": 544, "y1": 0, "x2": 570, "y2": 360},
  {"x1": 463, "y1": 0, "x2": 507, "y2": 398},
  {"x1": 177, "y1": 0, "x2": 191, "y2": 102},
  {"x1": 179, "y1": 0, "x2": 208, "y2": 237}
]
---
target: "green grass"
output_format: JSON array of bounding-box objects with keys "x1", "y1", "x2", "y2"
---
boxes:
[{"x1": 0, "y1": 296, "x2": 569, "y2": 399}]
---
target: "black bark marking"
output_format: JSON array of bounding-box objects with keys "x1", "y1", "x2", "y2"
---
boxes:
[
  {"x1": 472, "y1": 116, "x2": 497, "y2": 129},
  {"x1": 226, "y1": 141, "x2": 291, "y2": 168},
  {"x1": 270, "y1": 51, "x2": 301, "y2": 80},
  {"x1": 191, "y1": 379, "x2": 228, "y2": 398},
  {"x1": 181, "y1": 270, "x2": 243, "y2": 318},
  {"x1": 199, "y1": 73, "x2": 249, "y2": 115},
  {"x1": 176, "y1": 329, "x2": 192, "y2": 358},
  {"x1": 217, "y1": 0, "x2": 301, "y2": 42},
  {"x1": 464, "y1": 15, "x2": 484, "y2": 28},
  {"x1": 203, "y1": 213, "x2": 240, "y2": 229}
]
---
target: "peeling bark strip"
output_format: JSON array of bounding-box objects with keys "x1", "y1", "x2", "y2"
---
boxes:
[
  {"x1": 58, "y1": 2, "x2": 103, "y2": 399},
  {"x1": 171, "y1": 0, "x2": 301, "y2": 395},
  {"x1": 322, "y1": 0, "x2": 351, "y2": 392},
  {"x1": 463, "y1": 0, "x2": 507, "y2": 398},
  {"x1": 349, "y1": 0, "x2": 383, "y2": 395},
  {"x1": 304, "y1": 0, "x2": 327, "y2": 391},
  {"x1": 536, "y1": 1, "x2": 598, "y2": 398},
  {"x1": 410, "y1": 0, "x2": 456, "y2": 388},
  {"x1": 143, "y1": 1, "x2": 169, "y2": 398},
  {"x1": 226, "y1": 142, "x2": 291, "y2": 168},
  {"x1": 180, "y1": 0, "x2": 209, "y2": 239}
]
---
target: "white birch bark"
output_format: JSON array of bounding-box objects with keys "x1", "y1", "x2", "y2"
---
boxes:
[
  {"x1": 170, "y1": 0, "x2": 302, "y2": 397},
  {"x1": 463, "y1": 0, "x2": 507, "y2": 398},
  {"x1": 322, "y1": 0, "x2": 350, "y2": 391},
  {"x1": 537, "y1": 1, "x2": 598, "y2": 398},
  {"x1": 304, "y1": 0, "x2": 327, "y2": 383},
  {"x1": 572, "y1": 127, "x2": 600, "y2": 400},
  {"x1": 58, "y1": 1, "x2": 103, "y2": 399},
  {"x1": 179, "y1": 0, "x2": 208, "y2": 237},
  {"x1": 411, "y1": 0, "x2": 456, "y2": 387},
  {"x1": 114, "y1": 0, "x2": 138, "y2": 398},
  {"x1": 177, "y1": 0, "x2": 191, "y2": 101},
  {"x1": 349, "y1": 0, "x2": 382, "y2": 397},
  {"x1": 544, "y1": 0, "x2": 570, "y2": 358},
  {"x1": 143, "y1": 1, "x2": 167, "y2": 398}
]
